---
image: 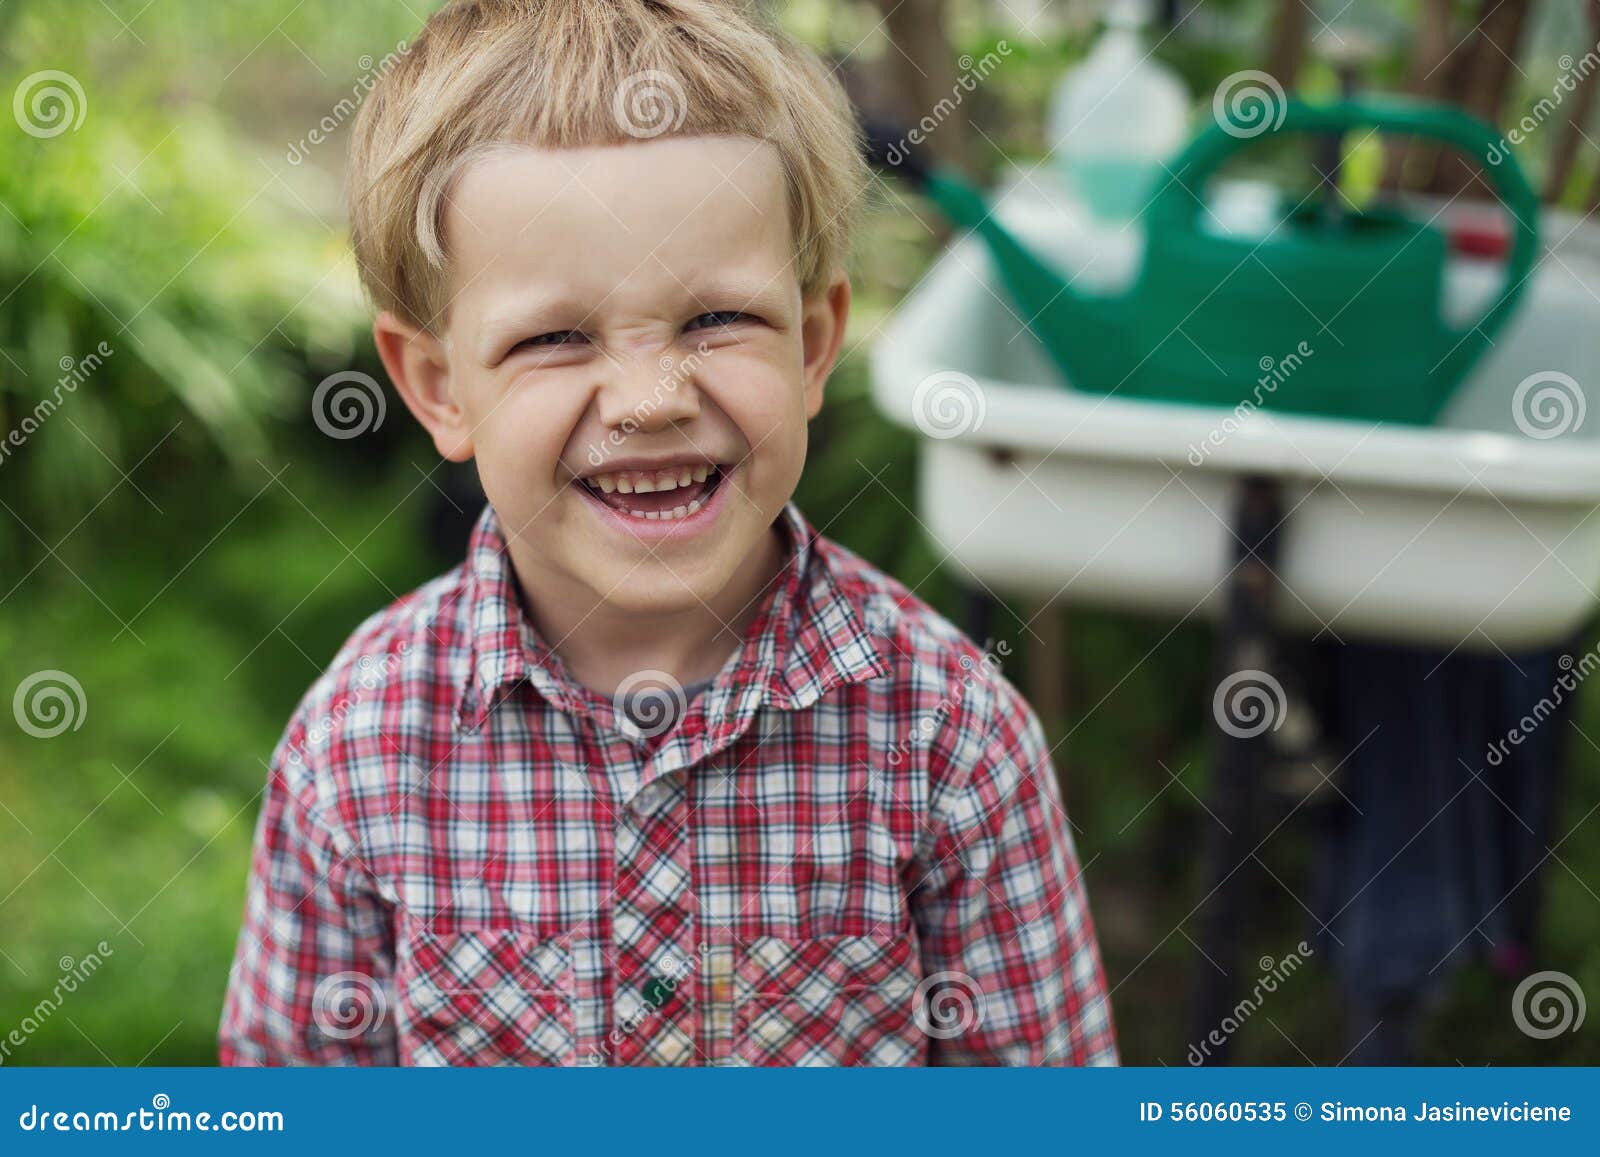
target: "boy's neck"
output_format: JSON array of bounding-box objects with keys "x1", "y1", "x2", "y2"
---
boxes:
[{"x1": 506, "y1": 522, "x2": 790, "y2": 697}]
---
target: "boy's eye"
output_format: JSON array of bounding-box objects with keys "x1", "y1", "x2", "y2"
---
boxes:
[
  {"x1": 686, "y1": 310, "x2": 752, "y2": 331},
  {"x1": 514, "y1": 330, "x2": 586, "y2": 352}
]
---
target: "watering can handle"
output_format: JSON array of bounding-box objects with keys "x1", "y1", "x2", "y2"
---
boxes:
[{"x1": 1145, "y1": 98, "x2": 1540, "y2": 345}]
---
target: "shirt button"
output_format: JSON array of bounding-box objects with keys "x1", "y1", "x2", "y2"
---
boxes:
[{"x1": 640, "y1": 976, "x2": 676, "y2": 1011}]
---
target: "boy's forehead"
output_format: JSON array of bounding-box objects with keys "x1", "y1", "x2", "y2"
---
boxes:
[{"x1": 443, "y1": 135, "x2": 794, "y2": 314}]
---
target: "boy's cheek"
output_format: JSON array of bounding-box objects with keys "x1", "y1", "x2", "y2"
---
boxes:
[
  {"x1": 471, "y1": 387, "x2": 588, "y2": 473},
  {"x1": 704, "y1": 355, "x2": 807, "y2": 422}
]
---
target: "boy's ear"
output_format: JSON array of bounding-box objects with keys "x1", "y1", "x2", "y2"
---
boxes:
[
  {"x1": 372, "y1": 311, "x2": 474, "y2": 462},
  {"x1": 800, "y1": 273, "x2": 851, "y2": 420}
]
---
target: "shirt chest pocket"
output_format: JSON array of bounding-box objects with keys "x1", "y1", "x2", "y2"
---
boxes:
[
  {"x1": 733, "y1": 934, "x2": 925, "y2": 1066},
  {"x1": 400, "y1": 928, "x2": 575, "y2": 1066}
]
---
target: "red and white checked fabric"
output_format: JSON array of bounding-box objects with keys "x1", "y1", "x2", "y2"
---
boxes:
[{"x1": 219, "y1": 503, "x2": 1117, "y2": 1066}]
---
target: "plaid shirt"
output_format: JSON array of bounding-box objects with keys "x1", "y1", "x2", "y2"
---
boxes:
[{"x1": 219, "y1": 503, "x2": 1116, "y2": 1066}]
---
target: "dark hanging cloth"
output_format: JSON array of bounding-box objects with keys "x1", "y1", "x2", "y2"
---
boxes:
[{"x1": 1308, "y1": 636, "x2": 1574, "y2": 1062}]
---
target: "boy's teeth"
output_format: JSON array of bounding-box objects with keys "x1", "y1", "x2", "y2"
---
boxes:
[
  {"x1": 583, "y1": 465, "x2": 719, "y2": 496},
  {"x1": 581, "y1": 464, "x2": 723, "y2": 524},
  {"x1": 623, "y1": 496, "x2": 706, "y2": 521}
]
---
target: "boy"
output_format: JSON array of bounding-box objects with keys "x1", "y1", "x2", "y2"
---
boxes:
[{"x1": 220, "y1": 0, "x2": 1115, "y2": 1067}]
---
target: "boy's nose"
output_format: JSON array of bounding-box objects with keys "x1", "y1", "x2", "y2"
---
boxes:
[{"x1": 596, "y1": 351, "x2": 701, "y2": 431}]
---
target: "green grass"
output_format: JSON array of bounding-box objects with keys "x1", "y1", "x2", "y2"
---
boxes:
[{"x1": 0, "y1": 446, "x2": 447, "y2": 1065}]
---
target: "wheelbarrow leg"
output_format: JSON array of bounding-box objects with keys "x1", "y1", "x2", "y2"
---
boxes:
[
  {"x1": 964, "y1": 587, "x2": 999, "y2": 648},
  {"x1": 1189, "y1": 475, "x2": 1283, "y2": 1064}
]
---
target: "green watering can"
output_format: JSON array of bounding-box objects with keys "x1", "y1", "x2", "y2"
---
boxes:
[{"x1": 873, "y1": 99, "x2": 1539, "y2": 425}]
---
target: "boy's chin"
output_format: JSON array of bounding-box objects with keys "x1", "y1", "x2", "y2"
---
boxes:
[{"x1": 581, "y1": 557, "x2": 740, "y2": 618}]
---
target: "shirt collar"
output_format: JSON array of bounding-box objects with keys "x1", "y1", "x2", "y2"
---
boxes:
[{"x1": 454, "y1": 503, "x2": 888, "y2": 733}]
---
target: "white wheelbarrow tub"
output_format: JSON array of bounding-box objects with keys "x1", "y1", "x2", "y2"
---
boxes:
[{"x1": 869, "y1": 185, "x2": 1600, "y2": 651}]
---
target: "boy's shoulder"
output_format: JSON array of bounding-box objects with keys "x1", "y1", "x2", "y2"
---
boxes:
[
  {"x1": 811, "y1": 531, "x2": 993, "y2": 668},
  {"x1": 807, "y1": 531, "x2": 1042, "y2": 762},
  {"x1": 273, "y1": 558, "x2": 472, "y2": 776}
]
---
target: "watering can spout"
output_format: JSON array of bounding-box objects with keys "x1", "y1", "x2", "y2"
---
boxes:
[
  {"x1": 863, "y1": 119, "x2": 1121, "y2": 388},
  {"x1": 920, "y1": 171, "x2": 1117, "y2": 379}
]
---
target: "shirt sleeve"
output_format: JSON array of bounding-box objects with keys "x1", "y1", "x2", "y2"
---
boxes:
[
  {"x1": 219, "y1": 735, "x2": 397, "y2": 1066},
  {"x1": 908, "y1": 700, "x2": 1117, "y2": 1066}
]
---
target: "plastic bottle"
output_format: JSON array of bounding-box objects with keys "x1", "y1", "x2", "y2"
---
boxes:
[{"x1": 1048, "y1": 0, "x2": 1191, "y2": 222}]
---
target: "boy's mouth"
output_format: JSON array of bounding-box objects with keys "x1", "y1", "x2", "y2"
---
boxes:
[{"x1": 575, "y1": 462, "x2": 730, "y2": 522}]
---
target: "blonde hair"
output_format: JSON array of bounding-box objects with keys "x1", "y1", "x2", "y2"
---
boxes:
[{"x1": 347, "y1": 0, "x2": 868, "y2": 332}]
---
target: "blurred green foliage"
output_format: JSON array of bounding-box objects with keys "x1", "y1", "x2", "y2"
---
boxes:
[{"x1": 2, "y1": 0, "x2": 1597, "y2": 1067}]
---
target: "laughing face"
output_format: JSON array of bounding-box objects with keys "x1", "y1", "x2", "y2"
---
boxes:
[{"x1": 375, "y1": 135, "x2": 850, "y2": 630}]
